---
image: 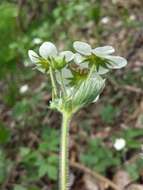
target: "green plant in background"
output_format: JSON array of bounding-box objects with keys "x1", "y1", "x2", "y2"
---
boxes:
[
  {"x1": 20, "y1": 133, "x2": 59, "y2": 181},
  {"x1": 80, "y1": 138, "x2": 121, "y2": 174},
  {"x1": 100, "y1": 104, "x2": 119, "y2": 124},
  {"x1": 28, "y1": 41, "x2": 127, "y2": 190}
]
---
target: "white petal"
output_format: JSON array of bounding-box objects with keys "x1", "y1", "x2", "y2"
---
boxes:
[
  {"x1": 56, "y1": 68, "x2": 72, "y2": 85},
  {"x1": 60, "y1": 51, "x2": 74, "y2": 62},
  {"x1": 113, "y1": 138, "x2": 126, "y2": 151},
  {"x1": 93, "y1": 46, "x2": 115, "y2": 55},
  {"x1": 97, "y1": 66, "x2": 109, "y2": 75},
  {"x1": 39, "y1": 42, "x2": 57, "y2": 58},
  {"x1": 74, "y1": 53, "x2": 88, "y2": 68},
  {"x1": 62, "y1": 67, "x2": 72, "y2": 79},
  {"x1": 105, "y1": 55, "x2": 127, "y2": 69},
  {"x1": 28, "y1": 50, "x2": 39, "y2": 63},
  {"x1": 36, "y1": 66, "x2": 46, "y2": 73},
  {"x1": 93, "y1": 95, "x2": 100, "y2": 103},
  {"x1": 73, "y1": 41, "x2": 92, "y2": 55},
  {"x1": 74, "y1": 53, "x2": 84, "y2": 64},
  {"x1": 20, "y1": 84, "x2": 29, "y2": 94}
]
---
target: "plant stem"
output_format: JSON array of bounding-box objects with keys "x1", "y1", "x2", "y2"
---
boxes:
[
  {"x1": 59, "y1": 70, "x2": 67, "y2": 96},
  {"x1": 59, "y1": 112, "x2": 71, "y2": 190},
  {"x1": 49, "y1": 66, "x2": 58, "y2": 98},
  {"x1": 88, "y1": 64, "x2": 95, "y2": 79}
]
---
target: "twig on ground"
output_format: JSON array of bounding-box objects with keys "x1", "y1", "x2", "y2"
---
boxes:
[
  {"x1": 70, "y1": 161, "x2": 120, "y2": 190},
  {"x1": 109, "y1": 78, "x2": 143, "y2": 95}
]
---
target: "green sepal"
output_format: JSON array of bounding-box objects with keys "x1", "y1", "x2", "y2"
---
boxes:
[{"x1": 53, "y1": 57, "x2": 67, "y2": 70}]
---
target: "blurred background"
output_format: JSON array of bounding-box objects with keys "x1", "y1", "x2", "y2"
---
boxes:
[{"x1": 0, "y1": 0, "x2": 143, "y2": 190}]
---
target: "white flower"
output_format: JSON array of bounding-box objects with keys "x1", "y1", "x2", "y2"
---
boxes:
[
  {"x1": 129, "y1": 14, "x2": 136, "y2": 21},
  {"x1": 28, "y1": 42, "x2": 74, "y2": 72},
  {"x1": 29, "y1": 42, "x2": 74, "y2": 62},
  {"x1": 73, "y1": 41, "x2": 127, "y2": 73},
  {"x1": 113, "y1": 138, "x2": 126, "y2": 151},
  {"x1": 39, "y1": 42, "x2": 58, "y2": 59},
  {"x1": 20, "y1": 84, "x2": 29, "y2": 94},
  {"x1": 101, "y1": 16, "x2": 110, "y2": 24}
]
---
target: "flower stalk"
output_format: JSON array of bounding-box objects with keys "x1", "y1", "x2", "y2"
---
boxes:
[
  {"x1": 49, "y1": 66, "x2": 58, "y2": 98},
  {"x1": 59, "y1": 112, "x2": 71, "y2": 190}
]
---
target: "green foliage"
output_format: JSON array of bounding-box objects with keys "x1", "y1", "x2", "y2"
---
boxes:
[
  {"x1": 0, "y1": 122, "x2": 11, "y2": 144},
  {"x1": 125, "y1": 159, "x2": 143, "y2": 180},
  {"x1": 14, "y1": 185, "x2": 27, "y2": 190},
  {"x1": 19, "y1": 127, "x2": 59, "y2": 182},
  {"x1": 14, "y1": 185, "x2": 40, "y2": 190},
  {"x1": 120, "y1": 128, "x2": 143, "y2": 149},
  {"x1": 12, "y1": 91, "x2": 44, "y2": 126},
  {"x1": 3, "y1": 82, "x2": 19, "y2": 107},
  {"x1": 12, "y1": 99, "x2": 32, "y2": 120},
  {"x1": 100, "y1": 104, "x2": 119, "y2": 124},
  {"x1": 80, "y1": 139, "x2": 120, "y2": 174},
  {"x1": 0, "y1": 3, "x2": 18, "y2": 76},
  {"x1": 0, "y1": 150, "x2": 12, "y2": 184},
  {"x1": 40, "y1": 126, "x2": 59, "y2": 152}
]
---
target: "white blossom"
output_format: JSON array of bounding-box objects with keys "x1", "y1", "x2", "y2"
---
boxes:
[
  {"x1": 101, "y1": 16, "x2": 110, "y2": 24},
  {"x1": 73, "y1": 41, "x2": 127, "y2": 72},
  {"x1": 39, "y1": 42, "x2": 58, "y2": 58},
  {"x1": 28, "y1": 42, "x2": 74, "y2": 63},
  {"x1": 113, "y1": 138, "x2": 126, "y2": 151},
  {"x1": 28, "y1": 42, "x2": 74, "y2": 73},
  {"x1": 129, "y1": 15, "x2": 136, "y2": 21},
  {"x1": 20, "y1": 84, "x2": 29, "y2": 94}
]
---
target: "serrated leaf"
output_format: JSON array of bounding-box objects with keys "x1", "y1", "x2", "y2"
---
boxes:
[
  {"x1": 47, "y1": 164, "x2": 58, "y2": 180},
  {"x1": 72, "y1": 75, "x2": 105, "y2": 110},
  {"x1": 38, "y1": 162, "x2": 48, "y2": 178}
]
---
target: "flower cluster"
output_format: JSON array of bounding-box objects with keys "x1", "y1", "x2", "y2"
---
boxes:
[{"x1": 28, "y1": 41, "x2": 127, "y2": 113}]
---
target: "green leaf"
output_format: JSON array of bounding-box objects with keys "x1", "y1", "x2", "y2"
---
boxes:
[
  {"x1": 124, "y1": 128, "x2": 143, "y2": 138},
  {"x1": 100, "y1": 104, "x2": 118, "y2": 124},
  {"x1": 72, "y1": 75, "x2": 105, "y2": 110},
  {"x1": 0, "y1": 122, "x2": 10, "y2": 144},
  {"x1": 0, "y1": 150, "x2": 12, "y2": 183},
  {"x1": 47, "y1": 164, "x2": 58, "y2": 180},
  {"x1": 20, "y1": 147, "x2": 31, "y2": 157},
  {"x1": 14, "y1": 185, "x2": 26, "y2": 190},
  {"x1": 125, "y1": 163, "x2": 139, "y2": 180},
  {"x1": 0, "y1": 3, "x2": 18, "y2": 77},
  {"x1": 12, "y1": 99, "x2": 31, "y2": 120},
  {"x1": 38, "y1": 162, "x2": 49, "y2": 178},
  {"x1": 80, "y1": 138, "x2": 120, "y2": 174}
]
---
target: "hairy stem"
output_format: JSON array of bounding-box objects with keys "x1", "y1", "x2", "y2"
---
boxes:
[
  {"x1": 59, "y1": 112, "x2": 71, "y2": 190},
  {"x1": 49, "y1": 66, "x2": 58, "y2": 98},
  {"x1": 59, "y1": 70, "x2": 67, "y2": 96}
]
